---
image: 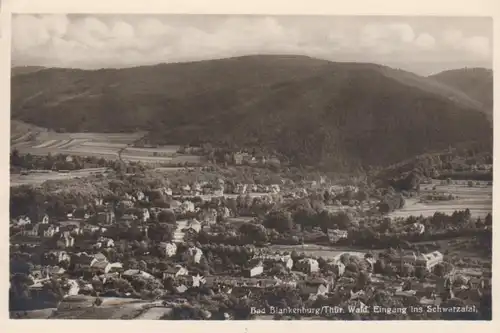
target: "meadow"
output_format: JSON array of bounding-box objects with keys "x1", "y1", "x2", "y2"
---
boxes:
[
  {"x1": 11, "y1": 129, "x2": 202, "y2": 166},
  {"x1": 388, "y1": 180, "x2": 492, "y2": 219}
]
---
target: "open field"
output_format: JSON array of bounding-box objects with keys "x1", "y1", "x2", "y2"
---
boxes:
[
  {"x1": 51, "y1": 296, "x2": 167, "y2": 320},
  {"x1": 12, "y1": 129, "x2": 201, "y2": 165},
  {"x1": 269, "y1": 244, "x2": 369, "y2": 259},
  {"x1": 10, "y1": 168, "x2": 109, "y2": 187},
  {"x1": 10, "y1": 308, "x2": 56, "y2": 319},
  {"x1": 389, "y1": 181, "x2": 492, "y2": 219},
  {"x1": 135, "y1": 307, "x2": 173, "y2": 319}
]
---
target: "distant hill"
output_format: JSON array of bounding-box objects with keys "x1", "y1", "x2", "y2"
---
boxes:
[
  {"x1": 429, "y1": 68, "x2": 493, "y2": 115},
  {"x1": 11, "y1": 55, "x2": 492, "y2": 170},
  {"x1": 11, "y1": 66, "x2": 47, "y2": 77}
]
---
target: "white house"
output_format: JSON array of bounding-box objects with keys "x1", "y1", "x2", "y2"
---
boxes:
[
  {"x1": 327, "y1": 229, "x2": 348, "y2": 243},
  {"x1": 142, "y1": 208, "x2": 150, "y2": 222},
  {"x1": 16, "y1": 216, "x2": 31, "y2": 226},
  {"x1": 41, "y1": 214, "x2": 50, "y2": 224},
  {"x1": 187, "y1": 246, "x2": 203, "y2": 264},
  {"x1": 181, "y1": 201, "x2": 195, "y2": 213},
  {"x1": 254, "y1": 253, "x2": 294, "y2": 269},
  {"x1": 418, "y1": 251, "x2": 444, "y2": 271},
  {"x1": 297, "y1": 258, "x2": 319, "y2": 273},
  {"x1": 163, "y1": 265, "x2": 189, "y2": 279},
  {"x1": 192, "y1": 274, "x2": 207, "y2": 287},
  {"x1": 57, "y1": 231, "x2": 75, "y2": 248},
  {"x1": 43, "y1": 225, "x2": 60, "y2": 238},
  {"x1": 159, "y1": 242, "x2": 177, "y2": 257},
  {"x1": 246, "y1": 262, "x2": 264, "y2": 277},
  {"x1": 270, "y1": 184, "x2": 281, "y2": 194},
  {"x1": 95, "y1": 237, "x2": 115, "y2": 249},
  {"x1": 186, "y1": 219, "x2": 202, "y2": 233}
]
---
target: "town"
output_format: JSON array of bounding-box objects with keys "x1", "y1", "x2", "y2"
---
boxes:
[{"x1": 9, "y1": 148, "x2": 493, "y2": 320}]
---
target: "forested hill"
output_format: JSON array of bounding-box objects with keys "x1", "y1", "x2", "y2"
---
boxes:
[
  {"x1": 429, "y1": 67, "x2": 493, "y2": 116},
  {"x1": 11, "y1": 55, "x2": 492, "y2": 170}
]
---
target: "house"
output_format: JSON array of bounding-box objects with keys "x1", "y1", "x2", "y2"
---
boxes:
[
  {"x1": 94, "y1": 237, "x2": 115, "y2": 249},
  {"x1": 59, "y1": 221, "x2": 83, "y2": 235},
  {"x1": 136, "y1": 191, "x2": 146, "y2": 201},
  {"x1": 327, "y1": 229, "x2": 348, "y2": 243},
  {"x1": 175, "y1": 284, "x2": 189, "y2": 294},
  {"x1": 43, "y1": 225, "x2": 59, "y2": 238},
  {"x1": 41, "y1": 214, "x2": 50, "y2": 224},
  {"x1": 245, "y1": 262, "x2": 264, "y2": 277},
  {"x1": 82, "y1": 224, "x2": 103, "y2": 233},
  {"x1": 233, "y1": 152, "x2": 245, "y2": 165},
  {"x1": 46, "y1": 265, "x2": 66, "y2": 277},
  {"x1": 192, "y1": 183, "x2": 202, "y2": 195},
  {"x1": 94, "y1": 252, "x2": 108, "y2": 263},
  {"x1": 169, "y1": 200, "x2": 183, "y2": 212},
  {"x1": 411, "y1": 223, "x2": 426, "y2": 235},
  {"x1": 22, "y1": 223, "x2": 40, "y2": 237},
  {"x1": 297, "y1": 258, "x2": 319, "y2": 273},
  {"x1": 15, "y1": 216, "x2": 31, "y2": 226},
  {"x1": 72, "y1": 252, "x2": 97, "y2": 270},
  {"x1": 159, "y1": 242, "x2": 177, "y2": 257},
  {"x1": 213, "y1": 183, "x2": 224, "y2": 197},
  {"x1": 198, "y1": 208, "x2": 218, "y2": 224},
  {"x1": 97, "y1": 210, "x2": 116, "y2": 225},
  {"x1": 48, "y1": 250, "x2": 71, "y2": 264},
  {"x1": 300, "y1": 278, "x2": 332, "y2": 297},
  {"x1": 254, "y1": 253, "x2": 294, "y2": 269},
  {"x1": 326, "y1": 260, "x2": 346, "y2": 277},
  {"x1": 122, "y1": 269, "x2": 154, "y2": 280},
  {"x1": 141, "y1": 208, "x2": 151, "y2": 222},
  {"x1": 163, "y1": 265, "x2": 189, "y2": 279},
  {"x1": 234, "y1": 184, "x2": 248, "y2": 195},
  {"x1": 270, "y1": 184, "x2": 281, "y2": 194},
  {"x1": 181, "y1": 184, "x2": 192, "y2": 195},
  {"x1": 186, "y1": 219, "x2": 202, "y2": 233},
  {"x1": 192, "y1": 274, "x2": 206, "y2": 287},
  {"x1": 120, "y1": 214, "x2": 138, "y2": 223},
  {"x1": 64, "y1": 279, "x2": 80, "y2": 296},
  {"x1": 187, "y1": 246, "x2": 203, "y2": 264},
  {"x1": 389, "y1": 251, "x2": 444, "y2": 272},
  {"x1": 181, "y1": 201, "x2": 195, "y2": 213},
  {"x1": 91, "y1": 261, "x2": 111, "y2": 274},
  {"x1": 105, "y1": 262, "x2": 124, "y2": 274},
  {"x1": 217, "y1": 206, "x2": 231, "y2": 220},
  {"x1": 418, "y1": 251, "x2": 444, "y2": 271},
  {"x1": 57, "y1": 231, "x2": 75, "y2": 248}
]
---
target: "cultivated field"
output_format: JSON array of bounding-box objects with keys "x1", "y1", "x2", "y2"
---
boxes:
[
  {"x1": 389, "y1": 180, "x2": 492, "y2": 219},
  {"x1": 269, "y1": 244, "x2": 368, "y2": 259},
  {"x1": 11, "y1": 129, "x2": 202, "y2": 165},
  {"x1": 10, "y1": 168, "x2": 109, "y2": 187}
]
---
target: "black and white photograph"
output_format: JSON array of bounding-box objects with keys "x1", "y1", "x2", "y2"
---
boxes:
[{"x1": 8, "y1": 13, "x2": 493, "y2": 321}]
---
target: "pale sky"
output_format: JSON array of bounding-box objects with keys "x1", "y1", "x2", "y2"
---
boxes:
[{"x1": 11, "y1": 14, "x2": 493, "y2": 75}]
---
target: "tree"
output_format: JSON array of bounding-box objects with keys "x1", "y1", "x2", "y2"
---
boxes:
[
  {"x1": 158, "y1": 209, "x2": 176, "y2": 223},
  {"x1": 485, "y1": 213, "x2": 492, "y2": 226},
  {"x1": 263, "y1": 210, "x2": 294, "y2": 233},
  {"x1": 401, "y1": 263, "x2": 415, "y2": 277}
]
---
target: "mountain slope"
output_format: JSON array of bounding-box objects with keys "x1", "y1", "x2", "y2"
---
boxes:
[
  {"x1": 429, "y1": 68, "x2": 493, "y2": 114},
  {"x1": 11, "y1": 55, "x2": 493, "y2": 170}
]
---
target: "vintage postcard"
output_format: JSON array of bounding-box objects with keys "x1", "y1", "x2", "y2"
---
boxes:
[{"x1": 2, "y1": 0, "x2": 498, "y2": 331}]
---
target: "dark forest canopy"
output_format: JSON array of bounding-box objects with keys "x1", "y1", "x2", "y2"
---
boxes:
[{"x1": 12, "y1": 55, "x2": 492, "y2": 170}]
